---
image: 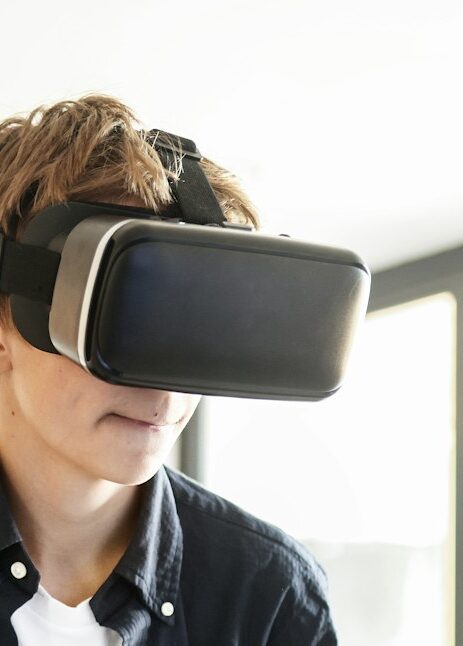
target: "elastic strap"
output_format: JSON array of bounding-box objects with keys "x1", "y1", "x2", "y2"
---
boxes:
[
  {"x1": 0, "y1": 129, "x2": 225, "y2": 301},
  {"x1": 147, "y1": 129, "x2": 226, "y2": 227},
  {"x1": 0, "y1": 235, "x2": 60, "y2": 303}
]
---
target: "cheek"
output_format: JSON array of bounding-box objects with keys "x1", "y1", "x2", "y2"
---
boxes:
[
  {"x1": 182, "y1": 395, "x2": 202, "y2": 426},
  {"x1": 13, "y1": 353, "x2": 99, "y2": 431}
]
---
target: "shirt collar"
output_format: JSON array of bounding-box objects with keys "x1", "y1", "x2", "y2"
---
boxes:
[
  {"x1": 114, "y1": 465, "x2": 183, "y2": 625},
  {"x1": 0, "y1": 464, "x2": 22, "y2": 550},
  {"x1": 0, "y1": 463, "x2": 183, "y2": 627}
]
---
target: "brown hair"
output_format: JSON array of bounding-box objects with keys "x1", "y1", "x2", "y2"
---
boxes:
[{"x1": 0, "y1": 93, "x2": 261, "y2": 329}]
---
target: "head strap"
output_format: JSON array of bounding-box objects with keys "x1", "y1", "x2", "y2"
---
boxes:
[{"x1": 147, "y1": 129, "x2": 226, "y2": 227}]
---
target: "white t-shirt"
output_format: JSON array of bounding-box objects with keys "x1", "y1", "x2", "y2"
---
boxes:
[{"x1": 10, "y1": 583, "x2": 123, "y2": 646}]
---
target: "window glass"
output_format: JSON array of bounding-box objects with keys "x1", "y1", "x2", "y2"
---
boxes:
[{"x1": 202, "y1": 292, "x2": 456, "y2": 646}]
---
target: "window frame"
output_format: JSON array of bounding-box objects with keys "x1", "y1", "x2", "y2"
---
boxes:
[{"x1": 180, "y1": 242, "x2": 463, "y2": 646}]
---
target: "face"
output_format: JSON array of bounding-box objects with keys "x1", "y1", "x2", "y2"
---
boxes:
[
  {"x1": 0, "y1": 323, "x2": 201, "y2": 486},
  {"x1": 0, "y1": 195, "x2": 202, "y2": 487}
]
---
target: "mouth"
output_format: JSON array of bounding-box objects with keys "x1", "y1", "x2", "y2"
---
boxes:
[{"x1": 111, "y1": 413, "x2": 179, "y2": 428}]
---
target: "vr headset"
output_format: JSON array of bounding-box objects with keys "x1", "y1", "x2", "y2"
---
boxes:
[{"x1": 0, "y1": 130, "x2": 371, "y2": 401}]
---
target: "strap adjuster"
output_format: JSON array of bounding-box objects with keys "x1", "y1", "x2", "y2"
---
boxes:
[{"x1": 147, "y1": 130, "x2": 203, "y2": 161}]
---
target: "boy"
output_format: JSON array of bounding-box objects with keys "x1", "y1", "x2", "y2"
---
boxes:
[{"x1": 0, "y1": 93, "x2": 337, "y2": 644}]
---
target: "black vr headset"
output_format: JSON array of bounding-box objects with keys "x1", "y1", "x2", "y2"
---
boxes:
[{"x1": 0, "y1": 130, "x2": 371, "y2": 401}]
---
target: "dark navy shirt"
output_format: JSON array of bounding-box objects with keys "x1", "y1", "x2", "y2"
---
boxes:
[{"x1": 0, "y1": 464, "x2": 338, "y2": 645}]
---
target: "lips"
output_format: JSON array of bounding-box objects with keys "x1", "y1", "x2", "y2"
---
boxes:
[{"x1": 113, "y1": 413, "x2": 177, "y2": 427}]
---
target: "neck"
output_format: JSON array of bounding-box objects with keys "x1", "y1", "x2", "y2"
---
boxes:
[{"x1": 0, "y1": 450, "x2": 142, "y2": 605}]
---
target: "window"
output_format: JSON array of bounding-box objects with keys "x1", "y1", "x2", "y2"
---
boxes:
[{"x1": 201, "y1": 292, "x2": 456, "y2": 646}]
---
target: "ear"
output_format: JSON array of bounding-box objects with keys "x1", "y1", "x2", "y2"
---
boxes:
[{"x1": 0, "y1": 324, "x2": 14, "y2": 375}]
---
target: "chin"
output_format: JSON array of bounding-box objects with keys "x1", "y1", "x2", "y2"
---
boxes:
[{"x1": 95, "y1": 456, "x2": 166, "y2": 487}]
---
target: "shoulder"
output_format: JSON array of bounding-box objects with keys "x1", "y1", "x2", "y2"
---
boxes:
[
  {"x1": 164, "y1": 466, "x2": 330, "y2": 609},
  {"x1": 164, "y1": 467, "x2": 338, "y2": 642}
]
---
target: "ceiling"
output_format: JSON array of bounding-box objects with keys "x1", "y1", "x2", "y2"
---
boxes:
[{"x1": 1, "y1": 0, "x2": 462, "y2": 273}]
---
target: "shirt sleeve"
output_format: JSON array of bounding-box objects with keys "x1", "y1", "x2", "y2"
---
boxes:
[
  {"x1": 266, "y1": 577, "x2": 338, "y2": 645},
  {"x1": 313, "y1": 606, "x2": 338, "y2": 645}
]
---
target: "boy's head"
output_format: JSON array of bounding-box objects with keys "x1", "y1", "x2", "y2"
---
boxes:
[{"x1": 0, "y1": 93, "x2": 260, "y2": 486}]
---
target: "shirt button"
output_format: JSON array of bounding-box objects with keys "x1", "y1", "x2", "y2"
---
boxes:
[
  {"x1": 161, "y1": 601, "x2": 174, "y2": 617},
  {"x1": 11, "y1": 561, "x2": 27, "y2": 579}
]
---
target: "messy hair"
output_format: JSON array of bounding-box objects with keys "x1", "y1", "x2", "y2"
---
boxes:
[{"x1": 0, "y1": 93, "x2": 261, "y2": 330}]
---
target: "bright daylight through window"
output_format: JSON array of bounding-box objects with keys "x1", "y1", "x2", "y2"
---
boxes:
[{"x1": 203, "y1": 292, "x2": 456, "y2": 646}]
